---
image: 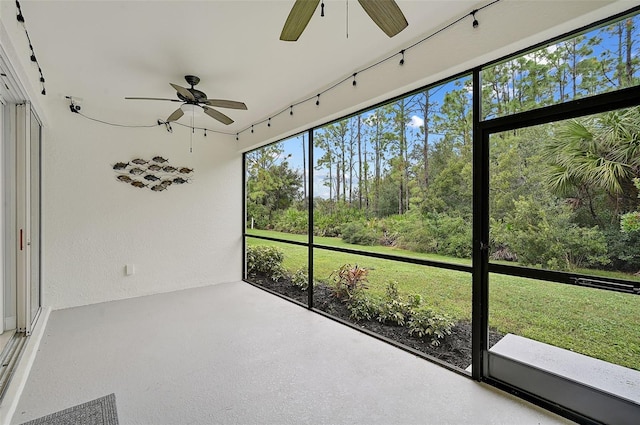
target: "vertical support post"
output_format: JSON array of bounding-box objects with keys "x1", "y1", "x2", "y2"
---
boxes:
[
  {"x1": 307, "y1": 129, "x2": 314, "y2": 309},
  {"x1": 471, "y1": 68, "x2": 489, "y2": 380},
  {"x1": 241, "y1": 152, "x2": 247, "y2": 281}
]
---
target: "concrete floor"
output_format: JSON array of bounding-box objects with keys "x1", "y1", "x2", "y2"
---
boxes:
[{"x1": 12, "y1": 281, "x2": 573, "y2": 425}]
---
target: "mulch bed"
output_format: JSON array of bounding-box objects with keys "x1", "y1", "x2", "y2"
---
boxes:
[{"x1": 247, "y1": 275, "x2": 504, "y2": 370}]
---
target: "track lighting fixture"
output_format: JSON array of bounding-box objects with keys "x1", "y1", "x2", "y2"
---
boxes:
[
  {"x1": 16, "y1": 1, "x2": 46, "y2": 94},
  {"x1": 238, "y1": 0, "x2": 498, "y2": 139},
  {"x1": 471, "y1": 10, "x2": 479, "y2": 28},
  {"x1": 16, "y1": 1, "x2": 24, "y2": 23}
]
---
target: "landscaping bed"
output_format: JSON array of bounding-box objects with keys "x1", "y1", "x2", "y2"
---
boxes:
[{"x1": 248, "y1": 274, "x2": 504, "y2": 370}]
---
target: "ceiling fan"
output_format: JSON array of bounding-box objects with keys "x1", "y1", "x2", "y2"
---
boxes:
[
  {"x1": 280, "y1": 0, "x2": 408, "y2": 41},
  {"x1": 125, "y1": 75, "x2": 247, "y2": 125}
]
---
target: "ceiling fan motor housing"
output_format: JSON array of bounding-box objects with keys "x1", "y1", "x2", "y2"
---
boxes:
[
  {"x1": 178, "y1": 75, "x2": 206, "y2": 103},
  {"x1": 178, "y1": 89, "x2": 207, "y2": 103}
]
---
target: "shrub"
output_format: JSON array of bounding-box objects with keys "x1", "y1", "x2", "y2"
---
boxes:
[
  {"x1": 329, "y1": 264, "x2": 369, "y2": 300},
  {"x1": 313, "y1": 201, "x2": 367, "y2": 237},
  {"x1": 290, "y1": 268, "x2": 309, "y2": 291},
  {"x1": 407, "y1": 310, "x2": 455, "y2": 346},
  {"x1": 621, "y1": 211, "x2": 640, "y2": 233},
  {"x1": 341, "y1": 221, "x2": 379, "y2": 246},
  {"x1": 273, "y1": 207, "x2": 308, "y2": 234},
  {"x1": 246, "y1": 245, "x2": 286, "y2": 282},
  {"x1": 603, "y1": 227, "x2": 640, "y2": 272},
  {"x1": 495, "y1": 197, "x2": 610, "y2": 270},
  {"x1": 343, "y1": 280, "x2": 454, "y2": 346},
  {"x1": 348, "y1": 292, "x2": 379, "y2": 321},
  {"x1": 393, "y1": 212, "x2": 471, "y2": 258},
  {"x1": 376, "y1": 281, "x2": 421, "y2": 326}
]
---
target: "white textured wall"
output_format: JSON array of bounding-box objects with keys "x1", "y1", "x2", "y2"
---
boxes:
[
  {"x1": 0, "y1": 1, "x2": 242, "y2": 310},
  {"x1": 41, "y1": 104, "x2": 241, "y2": 309}
]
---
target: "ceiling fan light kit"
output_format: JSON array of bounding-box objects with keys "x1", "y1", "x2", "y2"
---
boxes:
[
  {"x1": 125, "y1": 75, "x2": 247, "y2": 126},
  {"x1": 181, "y1": 103, "x2": 203, "y2": 117}
]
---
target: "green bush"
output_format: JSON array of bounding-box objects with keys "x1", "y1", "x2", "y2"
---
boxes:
[
  {"x1": 407, "y1": 310, "x2": 455, "y2": 346},
  {"x1": 341, "y1": 221, "x2": 380, "y2": 246},
  {"x1": 313, "y1": 201, "x2": 367, "y2": 237},
  {"x1": 375, "y1": 281, "x2": 421, "y2": 326},
  {"x1": 621, "y1": 212, "x2": 640, "y2": 233},
  {"x1": 621, "y1": 178, "x2": 640, "y2": 233},
  {"x1": 290, "y1": 268, "x2": 309, "y2": 291},
  {"x1": 348, "y1": 292, "x2": 379, "y2": 321},
  {"x1": 246, "y1": 245, "x2": 286, "y2": 282},
  {"x1": 273, "y1": 207, "x2": 308, "y2": 234},
  {"x1": 495, "y1": 197, "x2": 610, "y2": 270},
  {"x1": 344, "y1": 280, "x2": 454, "y2": 346},
  {"x1": 604, "y1": 227, "x2": 640, "y2": 272},
  {"x1": 393, "y1": 212, "x2": 471, "y2": 258}
]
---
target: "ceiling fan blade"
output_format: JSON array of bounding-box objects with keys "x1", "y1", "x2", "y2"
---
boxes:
[
  {"x1": 170, "y1": 83, "x2": 196, "y2": 101},
  {"x1": 125, "y1": 97, "x2": 181, "y2": 102},
  {"x1": 204, "y1": 99, "x2": 248, "y2": 110},
  {"x1": 203, "y1": 106, "x2": 234, "y2": 125},
  {"x1": 357, "y1": 0, "x2": 408, "y2": 38},
  {"x1": 280, "y1": 0, "x2": 320, "y2": 41},
  {"x1": 166, "y1": 108, "x2": 184, "y2": 122}
]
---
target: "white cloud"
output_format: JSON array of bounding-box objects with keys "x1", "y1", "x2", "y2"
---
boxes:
[{"x1": 409, "y1": 115, "x2": 424, "y2": 128}]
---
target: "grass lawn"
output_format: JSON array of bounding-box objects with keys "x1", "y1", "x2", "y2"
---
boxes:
[{"x1": 246, "y1": 229, "x2": 640, "y2": 371}]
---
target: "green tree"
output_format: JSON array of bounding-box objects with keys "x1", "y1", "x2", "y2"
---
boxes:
[
  {"x1": 544, "y1": 107, "x2": 640, "y2": 220},
  {"x1": 246, "y1": 143, "x2": 302, "y2": 228}
]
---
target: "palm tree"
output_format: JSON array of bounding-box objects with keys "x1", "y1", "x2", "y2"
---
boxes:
[{"x1": 544, "y1": 106, "x2": 640, "y2": 220}]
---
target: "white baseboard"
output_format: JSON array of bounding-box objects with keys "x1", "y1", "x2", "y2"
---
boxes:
[
  {"x1": 4, "y1": 317, "x2": 16, "y2": 332},
  {"x1": 0, "y1": 307, "x2": 51, "y2": 425}
]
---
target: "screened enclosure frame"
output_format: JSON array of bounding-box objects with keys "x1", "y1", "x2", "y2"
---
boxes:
[{"x1": 244, "y1": 6, "x2": 640, "y2": 425}]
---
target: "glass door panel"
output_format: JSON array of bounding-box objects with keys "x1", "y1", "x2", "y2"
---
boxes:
[
  {"x1": 29, "y1": 111, "x2": 41, "y2": 324},
  {"x1": 486, "y1": 110, "x2": 640, "y2": 424}
]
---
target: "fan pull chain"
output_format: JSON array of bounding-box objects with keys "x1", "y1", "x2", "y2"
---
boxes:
[{"x1": 190, "y1": 109, "x2": 194, "y2": 153}]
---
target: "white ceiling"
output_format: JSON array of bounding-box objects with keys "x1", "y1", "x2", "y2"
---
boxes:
[{"x1": 12, "y1": 0, "x2": 634, "y2": 137}]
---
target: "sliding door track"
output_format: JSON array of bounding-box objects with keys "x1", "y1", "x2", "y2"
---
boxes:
[{"x1": 0, "y1": 333, "x2": 27, "y2": 401}]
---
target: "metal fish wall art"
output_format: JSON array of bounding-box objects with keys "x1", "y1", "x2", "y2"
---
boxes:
[
  {"x1": 129, "y1": 167, "x2": 145, "y2": 175},
  {"x1": 113, "y1": 162, "x2": 129, "y2": 170},
  {"x1": 112, "y1": 156, "x2": 194, "y2": 192}
]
